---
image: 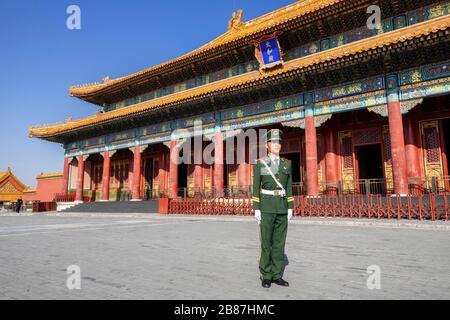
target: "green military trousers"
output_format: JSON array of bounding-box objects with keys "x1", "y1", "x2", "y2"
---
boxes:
[{"x1": 259, "y1": 212, "x2": 288, "y2": 281}]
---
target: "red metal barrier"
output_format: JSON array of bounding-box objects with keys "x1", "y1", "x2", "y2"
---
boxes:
[
  {"x1": 83, "y1": 196, "x2": 95, "y2": 203},
  {"x1": 53, "y1": 193, "x2": 92, "y2": 203},
  {"x1": 53, "y1": 193, "x2": 76, "y2": 202},
  {"x1": 32, "y1": 201, "x2": 57, "y2": 213},
  {"x1": 169, "y1": 193, "x2": 254, "y2": 216},
  {"x1": 294, "y1": 193, "x2": 447, "y2": 221},
  {"x1": 168, "y1": 193, "x2": 449, "y2": 221}
]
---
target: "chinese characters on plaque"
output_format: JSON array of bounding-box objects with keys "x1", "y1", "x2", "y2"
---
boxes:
[{"x1": 252, "y1": 32, "x2": 284, "y2": 71}]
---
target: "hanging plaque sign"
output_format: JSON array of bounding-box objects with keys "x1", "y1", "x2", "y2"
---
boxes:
[{"x1": 252, "y1": 31, "x2": 284, "y2": 71}]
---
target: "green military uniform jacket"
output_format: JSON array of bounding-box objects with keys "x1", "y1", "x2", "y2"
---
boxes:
[{"x1": 252, "y1": 156, "x2": 294, "y2": 214}]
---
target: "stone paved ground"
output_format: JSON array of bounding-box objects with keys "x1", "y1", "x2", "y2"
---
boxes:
[{"x1": 0, "y1": 213, "x2": 448, "y2": 300}]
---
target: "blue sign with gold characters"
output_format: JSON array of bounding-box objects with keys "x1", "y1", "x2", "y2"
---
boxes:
[{"x1": 259, "y1": 37, "x2": 282, "y2": 67}]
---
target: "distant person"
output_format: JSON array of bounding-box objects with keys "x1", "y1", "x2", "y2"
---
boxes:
[{"x1": 16, "y1": 198, "x2": 23, "y2": 213}]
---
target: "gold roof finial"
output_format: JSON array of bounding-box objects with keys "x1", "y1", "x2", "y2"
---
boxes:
[
  {"x1": 102, "y1": 75, "x2": 110, "y2": 83},
  {"x1": 228, "y1": 9, "x2": 244, "y2": 31}
]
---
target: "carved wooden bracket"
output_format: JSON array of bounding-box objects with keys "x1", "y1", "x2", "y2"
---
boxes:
[
  {"x1": 368, "y1": 98, "x2": 423, "y2": 117},
  {"x1": 281, "y1": 114, "x2": 332, "y2": 129}
]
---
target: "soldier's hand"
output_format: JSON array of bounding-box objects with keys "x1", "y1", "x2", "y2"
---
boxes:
[
  {"x1": 254, "y1": 210, "x2": 261, "y2": 225},
  {"x1": 288, "y1": 209, "x2": 293, "y2": 222}
]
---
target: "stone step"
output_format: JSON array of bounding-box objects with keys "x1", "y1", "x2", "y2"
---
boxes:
[{"x1": 61, "y1": 200, "x2": 159, "y2": 213}]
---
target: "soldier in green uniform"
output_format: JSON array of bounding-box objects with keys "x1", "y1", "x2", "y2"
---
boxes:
[{"x1": 252, "y1": 129, "x2": 294, "y2": 288}]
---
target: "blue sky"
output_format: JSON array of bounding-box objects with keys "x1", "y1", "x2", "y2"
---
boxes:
[{"x1": 0, "y1": 0, "x2": 294, "y2": 186}]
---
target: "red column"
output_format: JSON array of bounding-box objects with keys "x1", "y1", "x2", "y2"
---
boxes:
[
  {"x1": 324, "y1": 125, "x2": 338, "y2": 189},
  {"x1": 169, "y1": 140, "x2": 179, "y2": 199},
  {"x1": 214, "y1": 131, "x2": 224, "y2": 196},
  {"x1": 75, "y1": 155, "x2": 85, "y2": 202},
  {"x1": 128, "y1": 160, "x2": 133, "y2": 194},
  {"x1": 237, "y1": 146, "x2": 249, "y2": 192},
  {"x1": 305, "y1": 115, "x2": 319, "y2": 196},
  {"x1": 237, "y1": 163, "x2": 244, "y2": 189},
  {"x1": 101, "y1": 151, "x2": 111, "y2": 201},
  {"x1": 158, "y1": 149, "x2": 167, "y2": 196},
  {"x1": 194, "y1": 164, "x2": 203, "y2": 194},
  {"x1": 62, "y1": 157, "x2": 70, "y2": 196},
  {"x1": 132, "y1": 146, "x2": 142, "y2": 200},
  {"x1": 387, "y1": 98, "x2": 409, "y2": 195},
  {"x1": 404, "y1": 115, "x2": 421, "y2": 179}
]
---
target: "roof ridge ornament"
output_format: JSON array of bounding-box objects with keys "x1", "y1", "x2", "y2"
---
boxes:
[{"x1": 228, "y1": 9, "x2": 244, "y2": 31}]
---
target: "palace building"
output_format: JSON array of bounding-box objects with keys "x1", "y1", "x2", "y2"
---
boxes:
[
  {"x1": 0, "y1": 168, "x2": 29, "y2": 206},
  {"x1": 29, "y1": 0, "x2": 450, "y2": 204}
]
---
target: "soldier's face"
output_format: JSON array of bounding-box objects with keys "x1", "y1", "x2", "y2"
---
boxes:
[{"x1": 266, "y1": 141, "x2": 281, "y2": 155}]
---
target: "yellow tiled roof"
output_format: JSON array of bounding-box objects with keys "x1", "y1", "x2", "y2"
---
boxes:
[
  {"x1": 70, "y1": 0, "x2": 344, "y2": 97},
  {"x1": 0, "y1": 170, "x2": 28, "y2": 191},
  {"x1": 30, "y1": 15, "x2": 450, "y2": 139},
  {"x1": 0, "y1": 171, "x2": 8, "y2": 183},
  {"x1": 36, "y1": 172, "x2": 64, "y2": 179},
  {"x1": 24, "y1": 188, "x2": 37, "y2": 194}
]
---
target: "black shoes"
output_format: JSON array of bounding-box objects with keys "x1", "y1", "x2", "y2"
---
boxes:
[
  {"x1": 272, "y1": 278, "x2": 290, "y2": 287},
  {"x1": 261, "y1": 277, "x2": 289, "y2": 288},
  {"x1": 261, "y1": 277, "x2": 271, "y2": 288}
]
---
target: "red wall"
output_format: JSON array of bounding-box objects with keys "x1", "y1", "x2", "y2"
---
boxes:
[{"x1": 25, "y1": 176, "x2": 64, "y2": 202}]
